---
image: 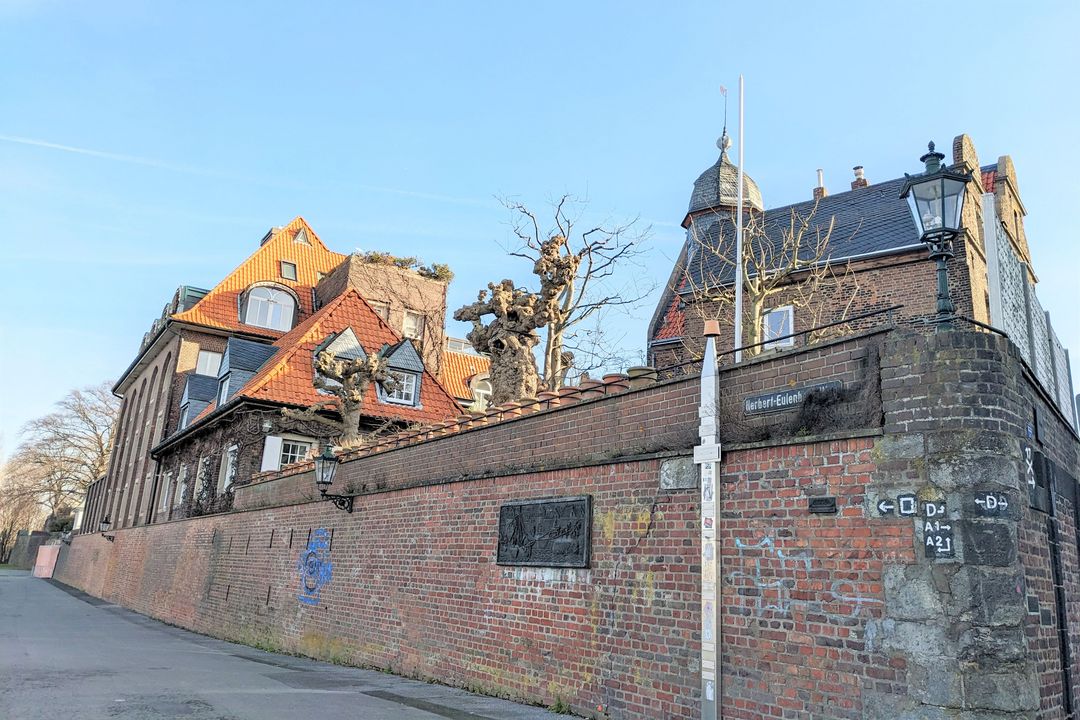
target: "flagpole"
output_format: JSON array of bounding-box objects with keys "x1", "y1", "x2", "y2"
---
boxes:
[{"x1": 734, "y1": 75, "x2": 745, "y2": 363}]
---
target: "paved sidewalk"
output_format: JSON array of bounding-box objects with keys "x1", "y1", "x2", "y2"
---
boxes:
[{"x1": 0, "y1": 568, "x2": 564, "y2": 720}]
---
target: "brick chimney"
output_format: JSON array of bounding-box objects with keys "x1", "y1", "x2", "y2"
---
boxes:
[
  {"x1": 850, "y1": 165, "x2": 869, "y2": 190},
  {"x1": 813, "y1": 169, "x2": 828, "y2": 200}
]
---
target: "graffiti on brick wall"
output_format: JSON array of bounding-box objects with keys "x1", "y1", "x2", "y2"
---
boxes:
[
  {"x1": 297, "y1": 528, "x2": 333, "y2": 606},
  {"x1": 726, "y1": 536, "x2": 881, "y2": 620}
]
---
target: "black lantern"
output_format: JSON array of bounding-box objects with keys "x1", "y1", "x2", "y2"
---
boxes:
[
  {"x1": 99, "y1": 515, "x2": 116, "y2": 542},
  {"x1": 899, "y1": 142, "x2": 973, "y2": 330},
  {"x1": 313, "y1": 445, "x2": 355, "y2": 513}
]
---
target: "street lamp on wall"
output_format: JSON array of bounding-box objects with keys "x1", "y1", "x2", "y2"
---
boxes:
[
  {"x1": 99, "y1": 516, "x2": 116, "y2": 543},
  {"x1": 899, "y1": 141, "x2": 973, "y2": 331},
  {"x1": 313, "y1": 445, "x2": 355, "y2": 513}
]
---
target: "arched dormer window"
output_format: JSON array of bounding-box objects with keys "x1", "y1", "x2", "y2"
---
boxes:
[{"x1": 241, "y1": 285, "x2": 297, "y2": 331}]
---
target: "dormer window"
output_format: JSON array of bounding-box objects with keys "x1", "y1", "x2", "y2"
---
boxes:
[
  {"x1": 242, "y1": 285, "x2": 296, "y2": 331},
  {"x1": 178, "y1": 404, "x2": 191, "y2": 429},
  {"x1": 217, "y1": 373, "x2": 231, "y2": 407},
  {"x1": 381, "y1": 370, "x2": 418, "y2": 405}
]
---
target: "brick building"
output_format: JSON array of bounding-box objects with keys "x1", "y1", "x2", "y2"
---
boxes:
[
  {"x1": 648, "y1": 135, "x2": 1075, "y2": 434},
  {"x1": 82, "y1": 217, "x2": 465, "y2": 534}
]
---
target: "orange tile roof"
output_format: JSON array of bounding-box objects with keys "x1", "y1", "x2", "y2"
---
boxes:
[
  {"x1": 172, "y1": 217, "x2": 346, "y2": 338},
  {"x1": 440, "y1": 349, "x2": 491, "y2": 401},
  {"x1": 192, "y1": 288, "x2": 461, "y2": 426},
  {"x1": 982, "y1": 168, "x2": 997, "y2": 194},
  {"x1": 654, "y1": 284, "x2": 686, "y2": 340}
]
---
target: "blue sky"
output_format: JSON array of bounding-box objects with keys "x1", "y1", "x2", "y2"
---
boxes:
[{"x1": 1, "y1": 1, "x2": 1078, "y2": 456}]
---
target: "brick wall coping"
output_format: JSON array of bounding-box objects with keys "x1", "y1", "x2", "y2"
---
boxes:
[{"x1": 246, "y1": 325, "x2": 896, "y2": 489}]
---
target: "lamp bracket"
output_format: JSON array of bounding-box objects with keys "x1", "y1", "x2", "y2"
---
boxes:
[{"x1": 320, "y1": 490, "x2": 356, "y2": 514}]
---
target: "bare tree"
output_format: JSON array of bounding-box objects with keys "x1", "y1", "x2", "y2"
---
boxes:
[
  {"x1": 0, "y1": 463, "x2": 44, "y2": 563},
  {"x1": 681, "y1": 201, "x2": 865, "y2": 358},
  {"x1": 503, "y1": 196, "x2": 652, "y2": 389},
  {"x1": 281, "y1": 350, "x2": 399, "y2": 448},
  {"x1": 8, "y1": 382, "x2": 120, "y2": 515}
]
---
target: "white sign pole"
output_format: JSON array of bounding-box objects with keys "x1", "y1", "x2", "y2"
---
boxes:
[
  {"x1": 733, "y1": 75, "x2": 746, "y2": 364},
  {"x1": 695, "y1": 320, "x2": 723, "y2": 718}
]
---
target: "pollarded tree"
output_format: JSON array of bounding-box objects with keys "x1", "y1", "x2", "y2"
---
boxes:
[
  {"x1": 281, "y1": 350, "x2": 399, "y2": 448},
  {"x1": 453, "y1": 279, "x2": 547, "y2": 405},
  {"x1": 503, "y1": 196, "x2": 651, "y2": 389}
]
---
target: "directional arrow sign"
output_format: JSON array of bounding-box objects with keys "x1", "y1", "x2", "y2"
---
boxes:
[{"x1": 877, "y1": 499, "x2": 895, "y2": 515}]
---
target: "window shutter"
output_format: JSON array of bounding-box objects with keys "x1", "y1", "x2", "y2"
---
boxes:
[{"x1": 261, "y1": 436, "x2": 283, "y2": 472}]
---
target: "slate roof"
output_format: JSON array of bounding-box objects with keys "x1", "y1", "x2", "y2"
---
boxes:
[
  {"x1": 171, "y1": 216, "x2": 346, "y2": 338},
  {"x1": 684, "y1": 175, "x2": 921, "y2": 290},
  {"x1": 440, "y1": 349, "x2": 491, "y2": 401},
  {"x1": 188, "y1": 288, "x2": 460, "y2": 426},
  {"x1": 687, "y1": 149, "x2": 764, "y2": 216},
  {"x1": 182, "y1": 375, "x2": 218, "y2": 403}
]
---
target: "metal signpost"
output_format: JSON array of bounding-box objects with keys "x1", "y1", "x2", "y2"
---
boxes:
[{"x1": 694, "y1": 322, "x2": 722, "y2": 719}]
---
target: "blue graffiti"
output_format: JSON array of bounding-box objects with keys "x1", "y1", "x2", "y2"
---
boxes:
[{"x1": 297, "y1": 528, "x2": 333, "y2": 606}]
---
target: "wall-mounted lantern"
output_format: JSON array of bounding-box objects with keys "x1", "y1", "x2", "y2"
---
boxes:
[
  {"x1": 99, "y1": 516, "x2": 116, "y2": 543},
  {"x1": 313, "y1": 445, "x2": 356, "y2": 513}
]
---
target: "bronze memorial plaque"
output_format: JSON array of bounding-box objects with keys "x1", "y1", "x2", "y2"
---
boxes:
[{"x1": 497, "y1": 495, "x2": 592, "y2": 568}]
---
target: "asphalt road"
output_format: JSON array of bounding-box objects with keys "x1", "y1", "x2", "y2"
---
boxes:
[{"x1": 0, "y1": 568, "x2": 563, "y2": 720}]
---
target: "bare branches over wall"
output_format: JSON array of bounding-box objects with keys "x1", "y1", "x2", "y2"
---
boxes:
[
  {"x1": 502, "y1": 195, "x2": 652, "y2": 391},
  {"x1": 681, "y1": 201, "x2": 866, "y2": 358},
  {"x1": 7, "y1": 382, "x2": 119, "y2": 517}
]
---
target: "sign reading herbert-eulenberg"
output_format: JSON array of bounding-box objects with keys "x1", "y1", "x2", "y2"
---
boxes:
[
  {"x1": 743, "y1": 381, "x2": 843, "y2": 416},
  {"x1": 497, "y1": 495, "x2": 592, "y2": 568}
]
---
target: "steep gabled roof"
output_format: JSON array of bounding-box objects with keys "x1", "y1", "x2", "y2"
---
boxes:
[
  {"x1": 213, "y1": 288, "x2": 461, "y2": 424},
  {"x1": 171, "y1": 217, "x2": 346, "y2": 337},
  {"x1": 441, "y1": 349, "x2": 491, "y2": 401}
]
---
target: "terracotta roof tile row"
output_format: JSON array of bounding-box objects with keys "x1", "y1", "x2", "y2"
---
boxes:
[{"x1": 249, "y1": 369, "x2": 662, "y2": 484}]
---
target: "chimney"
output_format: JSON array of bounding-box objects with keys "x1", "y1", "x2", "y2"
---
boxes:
[
  {"x1": 813, "y1": 169, "x2": 828, "y2": 200},
  {"x1": 851, "y1": 165, "x2": 869, "y2": 190}
]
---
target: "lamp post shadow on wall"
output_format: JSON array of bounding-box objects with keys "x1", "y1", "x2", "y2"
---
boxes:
[{"x1": 900, "y1": 141, "x2": 974, "y2": 331}]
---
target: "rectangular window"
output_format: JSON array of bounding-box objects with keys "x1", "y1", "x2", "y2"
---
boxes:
[
  {"x1": 178, "y1": 404, "x2": 190, "y2": 430},
  {"x1": 279, "y1": 440, "x2": 311, "y2": 467},
  {"x1": 280, "y1": 261, "x2": 297, "y2": 281},
  {"x1": 370, "y1": 301, "x2": 390, "y2": 322},
  {"x1": 217, "y1": 445, "x2": 238, "y2": 493},
  {"x1": 217, "y1": 374, "x2": 230, "y2": 407},
  {"x1": 383, "y1": 370, "x2": 418, "y2": 405},
  {"x1": 196, "y1": 350, "x2": 222, "y2": 376},
  {"x1": 403, "y1": 310, "x2": 425, "y2": 341},
  {"x1": 762, "y1": 306, "x2": 795, "y2": 349},
  {"x1": 173, "y1": 466, "x2": 187, "y2": 508},
  {"x1": 159, "y1": 472, "x2": 173, "y2": 511},
  {"x1": 196, "y1": 456, "x2": 211, "y2": 498}
]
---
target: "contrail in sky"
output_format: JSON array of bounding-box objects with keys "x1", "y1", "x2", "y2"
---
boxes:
[{"x1": 0, "y1": 133, "x2": 493, "y2": 208}]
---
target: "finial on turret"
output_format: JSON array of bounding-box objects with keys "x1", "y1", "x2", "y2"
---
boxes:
[{"x1": 716, "y1": 131, "x2": 732, "y2": 155}]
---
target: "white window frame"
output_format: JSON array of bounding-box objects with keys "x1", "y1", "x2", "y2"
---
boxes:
[
  {"x1": 380, "y1": 370, "x2": 418, "y2": 405},
  {"x1": 471, "y1": 377, "x2": 492, "y2": 411},
  {"x1": 178, "y1": 404, "x2": 191, "y2": 429},
  {"x1": 243, "y1": 286, "x2": 296, "y2": 331},
  {"x1": 369, "y1": 300, "x2": 390, "y2": 322},
  {"x1": 195, "y1": 350, "x2": 222, "y2": 376},
  {"x1": 279, "y1": 439, "x2": 312, "y2": 467},
  {"x1": 217, "y1": 374, "x2": 230, "y2": 407},
  {"x1": 217, "y1": 445, "x2": 238, "y2": 493},
  {"x1": 159, "y1": 471, "x2": 173, "y2": 511},
  {"x1": 196, "y1": 456, "x2": 210, "y2": 497},
  {"x1": 402, "y1": 310, "x2": 425, "y2": 341},
  {"x1": 174, "y1": 466, "x2": 187, "y2": 508},
  {"x1": 761, "y1": 305, "x2": 795, "y2": 350},
  {"x1": 280, "y1": 260, "x2": 297, "y2": 281}
]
